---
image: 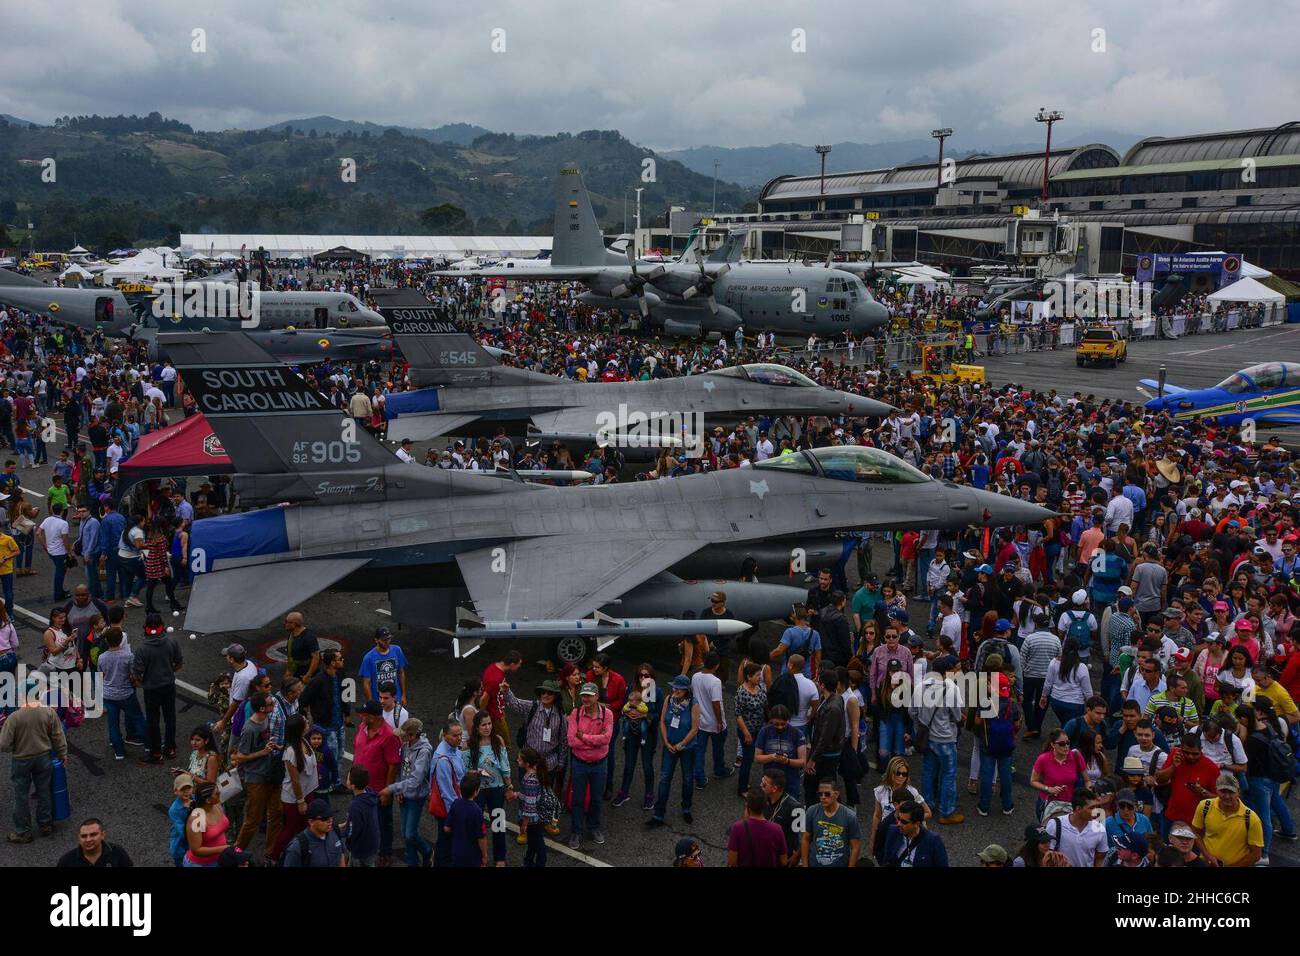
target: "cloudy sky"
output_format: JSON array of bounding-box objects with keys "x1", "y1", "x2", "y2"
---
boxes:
[{"x1": 4, "y1": 0, "x2": 1295, "y2": 150}]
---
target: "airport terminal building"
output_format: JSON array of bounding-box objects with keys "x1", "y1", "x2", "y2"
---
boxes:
[{"x1": 707, "y1": 123, "x2": 1300, "y2": 279}]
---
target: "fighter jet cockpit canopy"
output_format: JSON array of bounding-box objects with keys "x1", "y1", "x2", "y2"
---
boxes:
[
  {"x1": 1216, "y1": 362, "x2": 1300, "y2": 394},
  {"x1": 753, "y1": 445, "x2": 930, "y2": 484},
  {"x1": 710, "y1": 363, "x2": 819, "y2": 387}
]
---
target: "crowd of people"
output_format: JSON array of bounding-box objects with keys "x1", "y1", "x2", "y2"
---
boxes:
[{"x1": 1, "y1": 266, "x2": 1297, "y2": 869}]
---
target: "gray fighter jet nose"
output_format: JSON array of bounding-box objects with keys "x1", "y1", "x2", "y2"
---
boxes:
[
  {"x1": 834, "y1": 391, "x2": 893, "y2": 418},
  {"x1": 945, "y1": 484, "x2": 1056, "y2": 528}
]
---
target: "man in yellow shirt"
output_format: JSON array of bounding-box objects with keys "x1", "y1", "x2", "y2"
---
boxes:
[
  {"x1": 1252, "y1": 665, "x2": 1299, "y2": 726},
  {"x1": 0, "y1": 527, "x2": 17, "y2": 615},
  {"x1": 1191, "y1": 773, "x2": 1264, "y2": 867}
]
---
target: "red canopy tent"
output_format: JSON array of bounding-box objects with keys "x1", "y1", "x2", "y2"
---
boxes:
[{"x1": 116, "y1": 412, "x2": 234, "y2": 487}]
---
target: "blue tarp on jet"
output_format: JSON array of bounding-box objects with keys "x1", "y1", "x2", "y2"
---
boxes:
[
  {"x1": 384, "y1": 388, "x2": 440, "y2": 418},
  {"x1": 191, "y1": 506, "x2": 290, "y2": 567}
]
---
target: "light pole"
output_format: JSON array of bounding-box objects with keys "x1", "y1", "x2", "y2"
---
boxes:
[
  {"x1": 634, "y1": 187, "x2": 644, "y2": 255},
  {"x1": 814, "y1": 144, "x2": 832, "y2": 204},
  {"x1": 931, "y1": 128, "x2": 952, "y2": 190},
  {"x1": 1035, "y1": 108, "x2": 1063, "y2": 204},
  {"x1": 712, "y1": 160, "x2": 719, "y2": 219}
]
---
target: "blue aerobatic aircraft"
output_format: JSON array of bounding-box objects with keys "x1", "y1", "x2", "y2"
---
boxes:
[{"x1": 1139, "y1": 361, "x2": 1300, "y2": 426}]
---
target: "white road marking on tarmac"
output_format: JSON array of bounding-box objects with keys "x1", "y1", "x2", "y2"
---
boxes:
[
  {"x1": 1167, "y1": 327, "x2": 1300, "y2": 356},
  {"x1": 12, "y1": 602, "x2": 609, "y2": 868},
  {"x1": 20, "y1": 487, "x2": 45, "y2": 498}
]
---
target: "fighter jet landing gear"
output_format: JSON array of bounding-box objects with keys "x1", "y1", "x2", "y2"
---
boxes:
[{"x1": 551, "y1": 636, "x2": 593, "y2": 667}]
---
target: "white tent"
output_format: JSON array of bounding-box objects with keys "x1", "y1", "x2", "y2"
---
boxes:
[
  {"x1": 59, "y1": 263, "x2": 93, "y2": 283},
  {"x1": 68, "y1": 244, "x2": 88, "y2": 254},
  {"x1": 1207, "y1": 276, "x2": 1285, "y2": 306},
  {"x1": 100, "y1": 251, "x2": 184, "y2": 282}
]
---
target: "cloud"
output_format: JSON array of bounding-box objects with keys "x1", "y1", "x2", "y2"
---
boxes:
[{"x1": 0, "y1": 0, "x2": 1293, "y2": 149}]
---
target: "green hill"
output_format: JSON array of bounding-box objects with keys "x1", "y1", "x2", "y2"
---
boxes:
[{"x1": 0, "y1": 115, "x2": 755, "y2": 250}]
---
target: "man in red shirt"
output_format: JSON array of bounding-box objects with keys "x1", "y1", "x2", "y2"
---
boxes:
[
  {"x1": 1154, "y1": 733, "x2": 1220, "y2": 833},
  {"x1": 353, "y1": 700, "x2": 401, "y2": 866},
  {"x1": 481, "y1": 650, "x2": 523, "y2": 744}
]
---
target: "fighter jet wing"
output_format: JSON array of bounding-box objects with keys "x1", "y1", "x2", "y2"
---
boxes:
[
  {"x1": 1137, "y1": 379, "x2": 1190, "y2": 396},
  {"x1": 456, "y1": 535, "x2": 704, "y2": 622},
  {"x1": 184, "y1": 557, "x2": 370, "y2": 632},
  {"x1": 528, "y1": 407, "x2": 702, "y2": 449},
  {"x1": 385, "y1": 412, "x2": 482, "y2": 442}
]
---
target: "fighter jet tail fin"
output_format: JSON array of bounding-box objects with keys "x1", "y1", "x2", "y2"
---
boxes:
[
  {"x1": 159, "y1": 331, "x2": 396, "y2": 475},
  {"x1": 552, "y1": 164, "x2": 610, "y2": 267},
  {"x1": 370, "y1": 290, "x2": 500, "y2": 387}
]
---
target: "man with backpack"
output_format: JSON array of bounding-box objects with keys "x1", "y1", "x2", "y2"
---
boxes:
[
  {"x1": 770, "y1": 606, "x2": 821, "y2": 679},
  {"x1": 973, "y1": 619, "x2": 1023, "y2": 697},
  {"x1": 1057, "y1": 590, "x2": 1098, "y2": 662},
  {"x1": 1191, "y1": 772, "x2": 1264, "y2": 867},
  {"x1": 281, "y1": 799, "x2": 346, "y2": 867},
  {"x1": 974, "y1": 662, "x2": 1019, "y2": 817},
  {"x1": 1244, "y1": 698, "x2": 1297, "y2": 865},
  {"x1": 1044, "y1": 787, "x2": 1108, "y2": 867}
]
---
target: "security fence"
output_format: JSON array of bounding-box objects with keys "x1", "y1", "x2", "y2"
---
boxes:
[{"x1": 771, "y1": 303, "x2": 1289, "y2": 370}]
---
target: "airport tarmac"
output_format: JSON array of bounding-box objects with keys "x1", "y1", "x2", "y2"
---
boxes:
[
  {"x1": 2, "y1": 326, "x2": 1298, "y2": 868},
  {"x1": 984, "y1": 322, "x2": 1300, "y2": 405}
]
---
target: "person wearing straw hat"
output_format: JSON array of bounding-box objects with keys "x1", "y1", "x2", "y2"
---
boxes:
[{"x1": 1155, "y1": 454, "x2": 1182, "y2": 490}]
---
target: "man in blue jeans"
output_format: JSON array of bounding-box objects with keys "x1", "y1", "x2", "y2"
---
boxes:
[
  {"x1": 96, "y1": 499, "x2": 125, "y2": 603},
  {"x1": 97, "y1": 628, "x2": 146, "y2": 758},
  {"x1": 37, "y1": 503, "x2": 72, "y2": 601},
  {"x1": 0, "y1": 684, "x2": 68, "y2": 843},
  {"x1": 910, "y1": 655, "x2": 966, "y2": 825},
  {"x1": 566, "y1": 683, "x2": 613, "y2": 849},
  {"x1": 690, "y1": 652, "x2": 733, "y2": 787}
]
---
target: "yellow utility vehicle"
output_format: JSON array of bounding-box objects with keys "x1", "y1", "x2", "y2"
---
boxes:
[{"x1": 1075, "y1": 326, "x2": 1128, "y2": 368}]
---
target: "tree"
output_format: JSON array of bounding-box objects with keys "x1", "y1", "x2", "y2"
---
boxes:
[{"x1": 419, "y1": 203, "x2": 473, "y2": 234}]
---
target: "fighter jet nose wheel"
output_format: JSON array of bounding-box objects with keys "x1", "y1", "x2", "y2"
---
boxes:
[{"x1": 552, "y1": 635, "x2": 594, "y2": 666}]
